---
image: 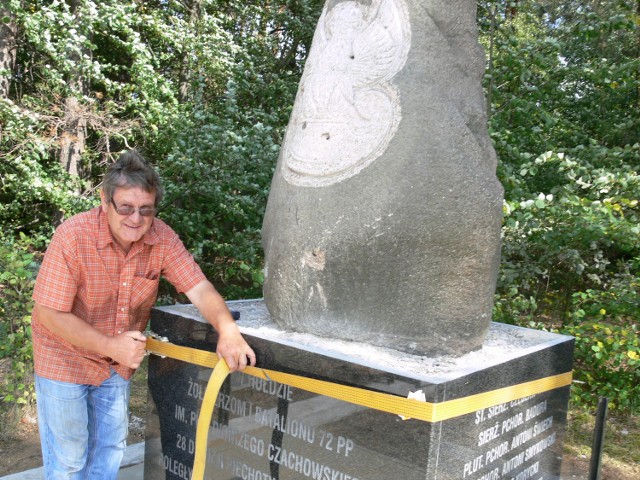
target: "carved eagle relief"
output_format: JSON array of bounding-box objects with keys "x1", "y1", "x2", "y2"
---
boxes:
[{"x1": 282, "y1": 0, "x2": 412, "y2": 187}]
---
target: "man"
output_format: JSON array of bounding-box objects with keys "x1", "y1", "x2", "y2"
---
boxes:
[{"x1": 31, "y1": 150, "x2": 256, "y2": 479}]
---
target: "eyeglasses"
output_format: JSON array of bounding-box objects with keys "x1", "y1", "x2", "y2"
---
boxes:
[{"x1": 110, "y1": 199, "x2": 157, "y2": 217}]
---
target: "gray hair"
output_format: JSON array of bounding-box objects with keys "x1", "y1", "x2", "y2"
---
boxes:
[{"x1": 103, "y1": 150, "x2": 163, "y2": 206}]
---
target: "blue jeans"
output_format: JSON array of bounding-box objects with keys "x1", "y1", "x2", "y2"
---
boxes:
[{"x1": 35, "y1": 370, "x2": 130, "y2": 480}]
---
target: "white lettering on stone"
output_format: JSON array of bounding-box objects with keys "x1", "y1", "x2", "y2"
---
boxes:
[
  {"x1": 281, "y1": 0, "x2": 411, "y2": 187},
  {"x1": 174, "y1": 403, "x2": 186, "y2": 423},
  {"x1": 487, "y1": 403, "x2": 509, "y2": 419},
  {"x1": 502, "y1": 451, "x2": 525, "y2": 476},
  {"x1": 187, "y1": 377, "x2": 204, "y2": 400},
  {"x1": 501, "y1": 412, "x2": 525, "y2": 434},
  {"x1": 533, "y1": 416, "x2": 554, "y2": 437},
  {"x1": 253, "y1": 407, "x2": 316, "y2": 444},
  {"x1": 511, "y1": 461, "x2": 540, "y2": 480},
  {"x1": 524, "y1": 432, "x2": 556, "y2": 461},
  {"x1": 463, "y1": 455, "x2": 484, "y2": 478},
  {"x1": 175, "y1": 433, "x2": 194, "y2": 454},
  {"x1": 336, "y1": 435, "x2": 355, "y2": 457},
  {"x1": 511, "y1": 427, "x2": 534, "y2": 449},
  {"x1": 215, "y1": 392, "x2": 250, "y2": 416},
  {"x1": 478, "y1": 422, "x2": 501, "y2": 446},
  {"x1": 212, "y1": 454, "x2": 272, "y2": 480},
  {"x1": 240, "y1": 463, "x2": 275, "y2": 480},
  {"x1": 163, "y1": 454, "x2": 192, "y2": 480},
  {"x1": 485, "y1": 441, "x2": 510, "y2": 465},
  {"x1": 245, "y1": 377, "x2": 294, "y2": 401},
  {"x1": 477, "y1": 468, "x2": 501, "y2": 480},
  {"x1": 211, "y1": 421, "x2": 266, "y2": 456},
  {"x1": 525, "y1": 401, "x2": 548, "y2": 422},
  {"x1": 267, "y1": 444, "x2": 359, "y2": 480}
]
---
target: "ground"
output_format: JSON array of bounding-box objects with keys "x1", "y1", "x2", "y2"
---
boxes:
[{"x1": 1, "y1": 358, "x2": 638, "y2": 478}]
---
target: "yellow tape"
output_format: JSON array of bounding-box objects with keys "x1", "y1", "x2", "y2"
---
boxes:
[
  {"x1": 145, "y1": 337, "x2": 572, "y2": 423},
  {"x1": 191, "y1": 358, "x2": 230, "y2": 480}
]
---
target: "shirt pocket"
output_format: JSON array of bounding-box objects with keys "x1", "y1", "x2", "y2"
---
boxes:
[{"x1": 130, "y1": 275, "x2": 160, "y2": 315}]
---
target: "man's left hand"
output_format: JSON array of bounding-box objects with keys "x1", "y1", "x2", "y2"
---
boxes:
[
  {"x1": 185, "y1": 279, "x2": 257, "y2": 372},
  {"x1": 216, "y1": 322, "x2": 256, "y2": 372}
]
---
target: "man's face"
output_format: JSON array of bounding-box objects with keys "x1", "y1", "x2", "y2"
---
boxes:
[{"x1": 101, "y1": 186, "x2": 156, "y2": 253}]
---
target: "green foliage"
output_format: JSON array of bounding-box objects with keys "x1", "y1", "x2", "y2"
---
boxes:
[
  {"x1": 564, "y1": 279, "x2": 640, "y2": 412},
  {"x1": 0, "y1": 0, "x2": 638, "y2": 419},
  {"x1": 156, "y1": 0, "x2": 322, "y2": 300},
  {"x1": 500, "y1": 148, "x2": 639, "y2": 315},
  {"x1": 0, "y1": 234, "x2": 37, "y2": 407},
  {"x1": 159, "y1": 100, "x2": 278, "y2": 299},
  {"x1": 564, "y1": 320, "x2": 639, "y2": 412},
  {"x1": 480, "y1": 0, "x2": 640, "y2": 412},
  {"x1": 2, "y1": 0, "x2": 181, "y2": 237},
  {"x1": 0, "y1": 99, "x2": 94, "y2": 244},
  {"x1": 0, "y1": 3, "x2": 324, "y2": 412}
]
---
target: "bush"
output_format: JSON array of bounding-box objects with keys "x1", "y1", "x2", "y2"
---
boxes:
[
  {"x1": 563, "y1": 320, "x2": 639, "y2": 412},
  {"x1": 494, "y1": 146, "x2": 640, "y2": 413},
  {"x1": 0, "y1": 234, "x2": 38, "y2": 408}
]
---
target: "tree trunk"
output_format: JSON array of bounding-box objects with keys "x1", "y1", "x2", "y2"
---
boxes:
[
  {"x1": 0, "y1": 5, "x2": 18, "y2": 99},
  {"x1": 60, "y1": 97, "x2": 86, "y2": 177},
  {"x1": 178, "y1": 0, "x2": 202, "y2": 103},
  {"x1": 636, "y1": 0, "x2": 640, "y2": 109},
  {"x1": 486, "y1": 3, "x2": 497, "y2": 118},
  {"x1": 59, "y1": 0, "x2": 87, "y2": 179}
]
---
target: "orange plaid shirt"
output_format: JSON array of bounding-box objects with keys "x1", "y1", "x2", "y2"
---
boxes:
[{"x1": 32, "y1": 206, "x2": 206, "y2": 385}]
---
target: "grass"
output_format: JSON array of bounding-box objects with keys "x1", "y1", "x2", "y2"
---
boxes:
[
  {"x1": 564, "y1": 405, "x2": 640, "y2": 475},
  {"x1": 127, "y1": 356, "x2": 150, "y2": 444},
  {"x1": 130, "y1": 356, "x2": 150, "y2": 420}
]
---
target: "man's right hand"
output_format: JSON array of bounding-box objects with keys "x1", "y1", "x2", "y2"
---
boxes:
[
  {"x1": 107, "y1": 331, "x2": 147, "y2": 369},
  {"x1": 35, "y1": 303, "x2": 148, "y2": 369}
]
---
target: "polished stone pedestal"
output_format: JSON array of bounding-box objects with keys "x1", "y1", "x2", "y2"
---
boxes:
[{"x1": 144, "y1": 300, "x2": 574, "y2": 480}]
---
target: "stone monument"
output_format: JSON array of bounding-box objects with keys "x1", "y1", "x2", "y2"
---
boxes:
[
  {"x1": 143, "y1": 1, "x2": 574, "y2": 479},
  {"x1": 261, "y1": 0, "x2": 504, "y2": 357}
]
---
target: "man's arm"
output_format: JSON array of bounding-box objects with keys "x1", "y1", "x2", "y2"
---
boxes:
[
  {"x1": 34, "y1": 303, "x2": 147, "y2": 369},
  {"x1": 185, "y1": 280, "x2": 256, "y2": 371}
]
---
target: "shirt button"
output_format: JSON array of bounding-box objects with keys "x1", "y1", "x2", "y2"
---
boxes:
[
  {"x1": 122, "y1": 282, "x2": 127, "y2": 286},
  {"x1": 117, "y1": 330, "x2": 122, "y2": 334},
  {"x1": 120, "y1": 307, "x2": 125, "y2": 312}
]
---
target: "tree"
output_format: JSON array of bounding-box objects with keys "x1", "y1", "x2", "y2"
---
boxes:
[
  {"x1": 59, "y1": 0, "x2": 88, "y2": 179},
  {"x1": 157, "y1": 0, "x2": 323, "y2": 298},
  {"x1": 1, "y1": 0, "x2": 638, "y2": 413},
  {"x1": 177, "y1": 0, "x2": 202, "y2": 104},
  {"x1": 1, "y1": 0, "x2": 185, "y2": 236},
  {"x1": 1, "y1": 0, "x2": 326, "y2": 412},
  {"x1": 0, "y1": 3, "x2": 17, "y2": 99},
  {"x1": 479, "y1": 0, "x2": 639, "y2": 411}
]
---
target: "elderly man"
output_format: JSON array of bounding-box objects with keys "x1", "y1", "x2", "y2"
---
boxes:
[{"x1": 31, "y1": 150, "x2": 255, "y2": 479}]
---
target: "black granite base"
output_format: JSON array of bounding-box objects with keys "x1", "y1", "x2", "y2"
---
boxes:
[{"x1": 144, "y1": 300, "x2": 574, "y2": 480}]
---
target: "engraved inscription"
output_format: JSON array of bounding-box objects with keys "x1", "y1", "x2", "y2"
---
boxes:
[
  {"x1": 462, "y1": 394, "x2": 560, "y2": 480},
  {"x1": 199, "y1": 375, "x2": 361, "y2": 480}
]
